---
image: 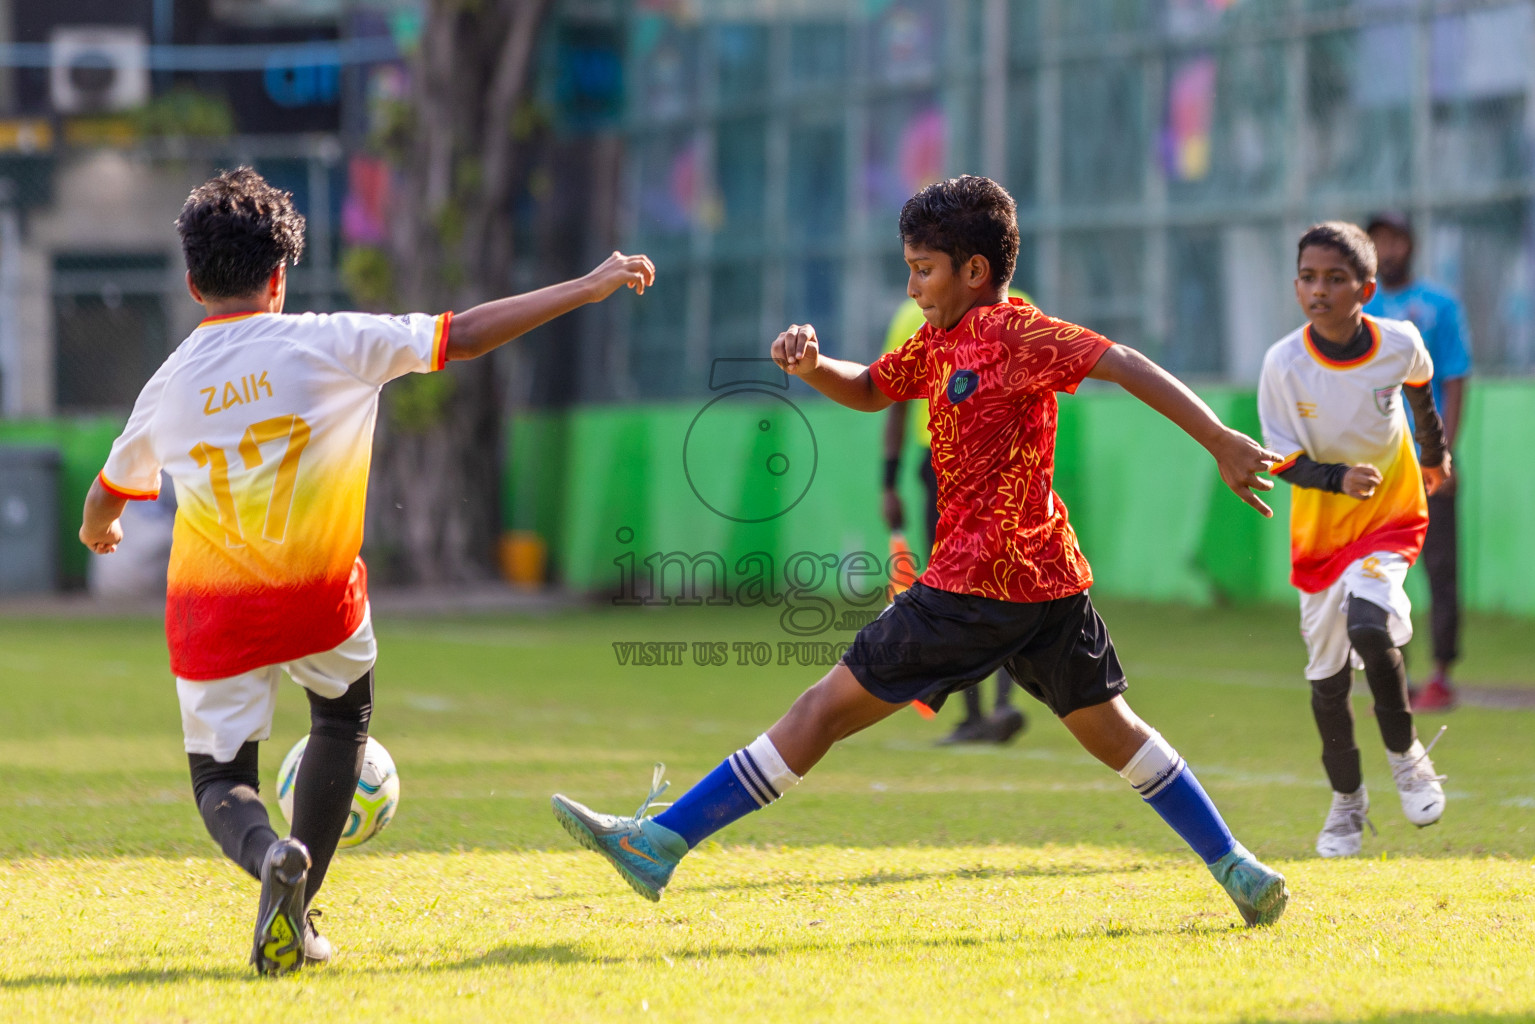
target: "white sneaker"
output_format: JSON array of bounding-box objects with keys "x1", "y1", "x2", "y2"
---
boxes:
[
  {"x1": 1316, "y1": 786, "x2": 1371, "y2": 857},
  {"x1": 1388, "y1": 729, "x2": 1447, "y2": 827}
]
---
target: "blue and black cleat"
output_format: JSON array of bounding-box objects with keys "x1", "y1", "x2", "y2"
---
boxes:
[{"x1": 551, "y1": 764, "x2": 688, "y2": 902}]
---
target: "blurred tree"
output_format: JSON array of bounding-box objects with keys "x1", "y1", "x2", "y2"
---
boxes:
[
  {"x1": 133, "y1": 87, "x2": 237, "y2": 139},
  {"x1": 363, "y1": 0, "x2": 552, "y2": 583}
]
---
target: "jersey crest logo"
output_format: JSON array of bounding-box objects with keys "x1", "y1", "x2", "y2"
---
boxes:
[
  {"x1": 946, "y1": 369, "x2": 980, "y2": 404},
  {"x1": 1373, "y1": 385, "x2": 1400, "y2": 417},
  {"x1": 1296, "y1": 402, "x2": 1318, "y2": 419}
]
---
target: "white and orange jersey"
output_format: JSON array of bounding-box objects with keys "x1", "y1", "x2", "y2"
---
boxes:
[
  {"x1": 99, "y1": 310, "x2": 450, "y2": 679},
  {"x1": 1258, "y1": 314, "x2": 1433, "y2": 594}
]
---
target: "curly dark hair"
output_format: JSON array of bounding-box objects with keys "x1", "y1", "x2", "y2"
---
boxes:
[
  {"x1": 1297, "y1": 221, "x2": 1376, "y2": 282},
  {"x1": 176, "y1": 167, "x2": 305, "y2": 299},
  {"x1": 898, "y1": 175, "x2": 1019, "y2": 287}
]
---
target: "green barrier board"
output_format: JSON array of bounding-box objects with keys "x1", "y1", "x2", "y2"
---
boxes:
[
  {"x1": 0, "y1": 416, "x2": 125, "y2": 586},
  {"x1": 504, "y1": 382, "x2": 1534, "y2": 617}
]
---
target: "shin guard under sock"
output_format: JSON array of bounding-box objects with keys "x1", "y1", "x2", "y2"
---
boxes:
[
  {"x1": 189, "y1": 741, "x2": 277, "y2": 881},
  {"x1": 291, "y1": 671, "x2": 373, "y2": 905},
  {"x1": 1310, "y1": 665, "x2": 1363, "y2": 793},
  {"x1": 654, "y1": 734, "x2": 801, "y2": 848},
  {"x1": 1119, "y1": 732, "x2": 1236, "y2": 865},
  {"x1": 1347, "y1": 599, "x2": 1415, "y2": 754}
]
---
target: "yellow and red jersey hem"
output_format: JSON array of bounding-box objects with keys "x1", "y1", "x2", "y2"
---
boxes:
[
  {"x1": 1290, "y1": 523, "x2": 1426, "y2": 594},
  {"x1": 167, "y1": 561, "x2": 369, "y2": 680},
  {"x1": 432, "y1": 311, "x2": 453, "y2": 370},
  {"x1": 98, "y1": 471, "x2": 159, "y2": 501}
]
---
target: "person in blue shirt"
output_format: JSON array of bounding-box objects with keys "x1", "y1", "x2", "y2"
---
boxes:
[{"x1": 1364, "y1": 212, "x2": 1472, "y2": 712}]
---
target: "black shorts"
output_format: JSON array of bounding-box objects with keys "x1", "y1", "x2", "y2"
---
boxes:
[{"x1": 843, "y1": 581, "x2": 1126, "y2": 718}]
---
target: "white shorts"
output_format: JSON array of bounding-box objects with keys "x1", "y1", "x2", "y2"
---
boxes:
[
  {"x1": 1298, "y1": 553, "x2": 1413, "y2": 680},
  {"x1": 178, "y1": 609, "x2": 377, "y2": 762}
]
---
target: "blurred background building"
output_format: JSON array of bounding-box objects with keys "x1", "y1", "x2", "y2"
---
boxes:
[
  {"x1": 2, "y1": 0, "x2": 1533, "y2": 416},
  {"x1": 606, "y1": 0, "x2": 1535, "y2": 399},
  {"x1": 0, "y1": 0, "x2": 397, "y2": 418},
  {"x1": 2, "y1": 0, "x2": 1533, "y2": 602}
]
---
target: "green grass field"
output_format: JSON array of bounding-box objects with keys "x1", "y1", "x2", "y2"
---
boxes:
[{"x1": 2, "y1": 599, "x2": 1532, "y2": 1023}]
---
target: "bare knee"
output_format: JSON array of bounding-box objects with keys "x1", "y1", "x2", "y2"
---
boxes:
[
  {"x1": 1061, "y1": 696, "x2": 1152, "y2": 771},
  {"x1": 768, "y1": 664, "x2": 903, "y2": 775}
]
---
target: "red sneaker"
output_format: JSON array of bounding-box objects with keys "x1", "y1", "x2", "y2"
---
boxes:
[{"x1": 1411, "y1": 675, "x2": 1458, "y2": 713}]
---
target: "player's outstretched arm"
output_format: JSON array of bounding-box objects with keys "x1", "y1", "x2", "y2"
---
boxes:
[
  {"x1": 770, "y1": 323, "x2": 893, "y2": 413},
  {"x1": 447, "y1": 251, "x2": 655, "y2": 361},
  {"x1": 1088, "y1": 345, "x2": 1282, "y2": 517},
  {"x1": 79, "y1": 478, "x2": 127, "y2": 554}
]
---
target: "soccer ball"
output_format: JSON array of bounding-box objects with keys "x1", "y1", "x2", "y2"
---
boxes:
[{"x1": 276, "y1": 735, "x2": 400, "y2": 849}]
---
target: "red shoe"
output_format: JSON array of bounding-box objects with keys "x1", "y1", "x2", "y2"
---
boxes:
[{"x1": 1411, "y1": 675, "x2": 1458, "y2": 713}]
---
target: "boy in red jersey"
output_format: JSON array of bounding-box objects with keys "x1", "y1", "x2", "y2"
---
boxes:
[
  {"x1": 553, "y1": 176, "x2": 1288, "y2": 926},
  {"x1": 79, "y1": 168, "x2": 654, "y2": 973}
]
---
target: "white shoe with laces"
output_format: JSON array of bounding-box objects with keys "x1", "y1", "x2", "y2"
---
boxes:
[
  {"x1": 1316, "y1": 786, "x2": 1373, "y2": 858},
  {"x1": 1388, "y1": 727, "x2": 1447, "y2": 827}
]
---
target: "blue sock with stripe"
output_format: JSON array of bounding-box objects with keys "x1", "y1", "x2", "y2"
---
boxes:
[
  {"x1": 1119, "y1": 731, "x2": 1236, "y2": 865},
  {"x1": 654, "y1": 735, "x2": 800, "y2": 849}
]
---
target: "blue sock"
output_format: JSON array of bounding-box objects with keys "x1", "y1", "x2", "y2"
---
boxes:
[
  {"x1": 1144, "y1": 764, "x2": 1237, "y2": 864},
  {"x1": 653, "y1": 760, "x2": 758, "y2": 848},
  {"x1": 1120, "y1": 732, "x2": 1236, "y2": 865},
  {"x1": 654, "y1": 737, "x2": 800, "y2": 849}
]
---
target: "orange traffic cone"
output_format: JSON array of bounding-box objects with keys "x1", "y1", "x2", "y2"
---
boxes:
[{"x1": 887, "y1": 531, "x2": 919, "y2": 600}]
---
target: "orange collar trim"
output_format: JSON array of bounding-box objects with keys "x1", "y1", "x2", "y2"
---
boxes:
[
  {"x1": 1304, "y1": 318, "x2": 1380, "y2": 369},
  {"x1": 198, "y1": 311, "x2": 264, "y2": 328}
]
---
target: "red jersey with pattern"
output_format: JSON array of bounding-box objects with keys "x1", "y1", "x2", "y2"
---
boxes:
[{"x1": 869, "y1": 298, "x2": 1112, "y2": 603}]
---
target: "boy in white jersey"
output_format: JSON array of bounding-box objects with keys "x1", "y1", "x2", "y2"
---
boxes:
[
  {"x1": 1258, "y1": 221, "x2": 1450, "y2": 859},
  {"x1": 78, "y1": 168, "x2": 654, "y2": 974}
]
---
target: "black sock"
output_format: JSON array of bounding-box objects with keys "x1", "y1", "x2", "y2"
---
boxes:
[
  {"x1": 189, "y1": 741, "x2": 278, "y2": 881},
  {"x1": 1309, "y1": 666, "x2": 1362, "y2": 793},
  {"x1": 961, "y1": 681, "x2": 983, "y2": 722},
  {"x1": 1347, "y1": 599, "x2": 1416, "y2": 754},
  {"x1": 994, "y1": 669, "x2": 1014, "y2": 709},
  {"x1": 292, "y1": 670, "x2": 373, "y2": 906}
]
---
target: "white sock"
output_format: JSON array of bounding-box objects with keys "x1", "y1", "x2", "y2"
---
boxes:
[
  {"x1": 1117, "y1": 731, "x2": 1186, "y2": 800},
  {"x1": 729, "y1": 734, "x2": 801, "y2": 808}
]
